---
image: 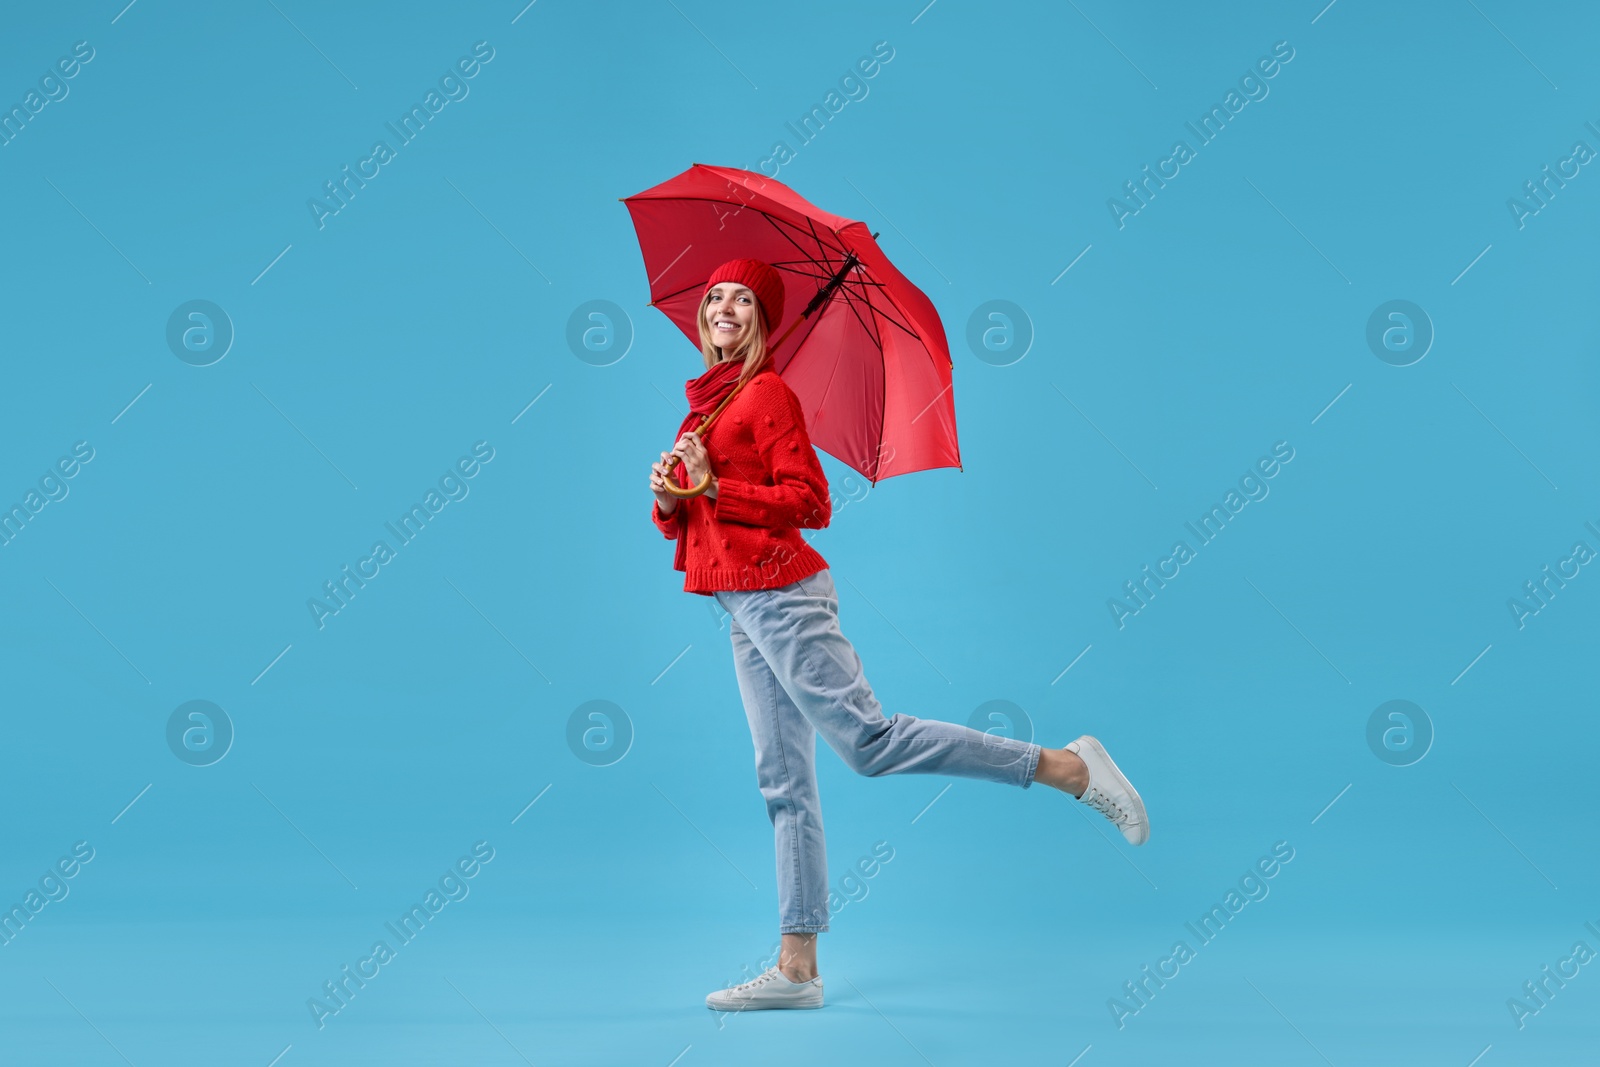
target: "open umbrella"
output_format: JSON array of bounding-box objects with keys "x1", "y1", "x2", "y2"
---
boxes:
[{"x1": 622, "y1": 163, "x2": 958, "y2": 493}]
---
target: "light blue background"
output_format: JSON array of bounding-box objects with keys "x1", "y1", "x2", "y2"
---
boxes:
[{"x1": 1, "y1": 1, "x2": 1595, "y2": 1064}]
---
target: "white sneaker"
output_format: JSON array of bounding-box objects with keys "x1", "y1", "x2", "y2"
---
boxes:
[
  {"x1": 705, "y1": 965, "x2": 823, "y2": 1011},
  {"x1": 1068, "y1": 735, "x2": 1149, "y2": 845}
]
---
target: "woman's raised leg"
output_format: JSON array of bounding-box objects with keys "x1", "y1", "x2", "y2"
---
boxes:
[
  {"x1": 732, "y1": 570, "x2": 1043, "y2": 788},
  {"x1": 727, "y1": 570, "x2": 1151, "y2": 844}
]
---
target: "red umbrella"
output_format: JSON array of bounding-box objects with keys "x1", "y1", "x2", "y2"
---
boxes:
[{"x1": 622, "y1": 163, "x2": 958, "y2": 485}]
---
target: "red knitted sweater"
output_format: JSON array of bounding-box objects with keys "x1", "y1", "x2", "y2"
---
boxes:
[{"x1": 651, "y1": 367, "x2": 831, "y2": 595}]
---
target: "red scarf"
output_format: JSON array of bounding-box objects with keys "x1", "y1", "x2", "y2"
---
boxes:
[{"x1": 671, "y1": 358, "x2": 747, "y2": 489}]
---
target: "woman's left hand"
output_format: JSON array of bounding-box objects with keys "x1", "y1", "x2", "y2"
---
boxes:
[{"x1": 672, "y1": 431, "x2": 717, "y2": 497}]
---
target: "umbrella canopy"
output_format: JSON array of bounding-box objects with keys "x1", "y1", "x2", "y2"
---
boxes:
[{"x1": 622, "y1": 163, "x2": 958, "y2": 483}]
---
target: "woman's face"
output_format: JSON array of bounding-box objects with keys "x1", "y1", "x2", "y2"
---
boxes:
[{"x1": 703, "y1": 283, "x2": 757, "y2": 354}]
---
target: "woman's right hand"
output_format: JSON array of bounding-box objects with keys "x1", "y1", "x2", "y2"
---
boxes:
[{"x1": 650, "y1": 450, "x2": 679, "y2": 513}]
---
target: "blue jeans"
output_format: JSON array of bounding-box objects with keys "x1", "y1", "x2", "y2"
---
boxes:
[{"x1": 714, "y1": 567, "x2": 1042, "y2": 934}]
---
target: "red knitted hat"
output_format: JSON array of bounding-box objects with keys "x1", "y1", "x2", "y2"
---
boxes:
[{"x1": 704, "y1": 258, "x2": 784, "y2": 333}]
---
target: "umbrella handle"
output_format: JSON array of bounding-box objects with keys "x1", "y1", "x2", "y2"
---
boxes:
[
  {"x1": 659, "y1": 376, "x2": 749, "y2": 498},
  {"x1": 660, "y1": 452, "x2": 712, "y2": 498}
]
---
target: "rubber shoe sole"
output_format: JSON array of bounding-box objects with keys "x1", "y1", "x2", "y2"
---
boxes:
[{"x1": 705, "y1": 965, "x2": 823, "y2": 1011}]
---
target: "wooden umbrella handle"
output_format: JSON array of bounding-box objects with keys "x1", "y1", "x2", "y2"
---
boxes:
[
  {"x1": 660, "y1": 460, "x2": 712, "y2": 498},
  {"x1": 659, "y1": 376, "x2": 746, "y2": 498},
  {"x1": 660, "y1": 450, "x2": 712, "y2": 499}
]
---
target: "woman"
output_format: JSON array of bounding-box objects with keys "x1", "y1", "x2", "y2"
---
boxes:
[{"x1": 648, "y1": 258, "x2": 1149, "y2": 1012}]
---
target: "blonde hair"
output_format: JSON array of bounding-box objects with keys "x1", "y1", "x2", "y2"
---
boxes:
[{"x1": 697, "y1": 284, "x2": 771, "y2": 388}]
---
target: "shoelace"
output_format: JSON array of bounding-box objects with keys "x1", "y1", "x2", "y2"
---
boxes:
[
  {"x1": 727, "y1": 968, "x2": 782, "y2": 996},
  {"x1": 1082, "y1": 786, "x2": 1131, "y2": 828}
]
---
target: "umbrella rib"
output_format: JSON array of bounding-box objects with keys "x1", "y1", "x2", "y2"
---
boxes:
[
  {"x1": 846, "y1": 279, "x2": 923, "y2": 344},
  {"x1": 838, "y1": 270, "x2": 905, "y2": 349},
  {"x1": 831, "y1": 278, "x2": 923, "y2": 482},
  {"x1": 832, "y1": 281, "x2": 883, "y2": 348},
  {"x1": 802, "y1": 216, "x2": 838, "y2": 267},
  {"x1": 837, "y1": 279, "x2": 917, "y2": 483},
  {"x1": 850, "y1": 242, "x2": 890, "y2": 484},
  {"x1": 762, "y1": 213, "x2": 844, "y2": 275},
  {"x1": 794, "y1": 276, "x2": 880, "y2": 478},
  {"x1": 850, "y1": 271, "x2": 923, "y2": 338}
]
